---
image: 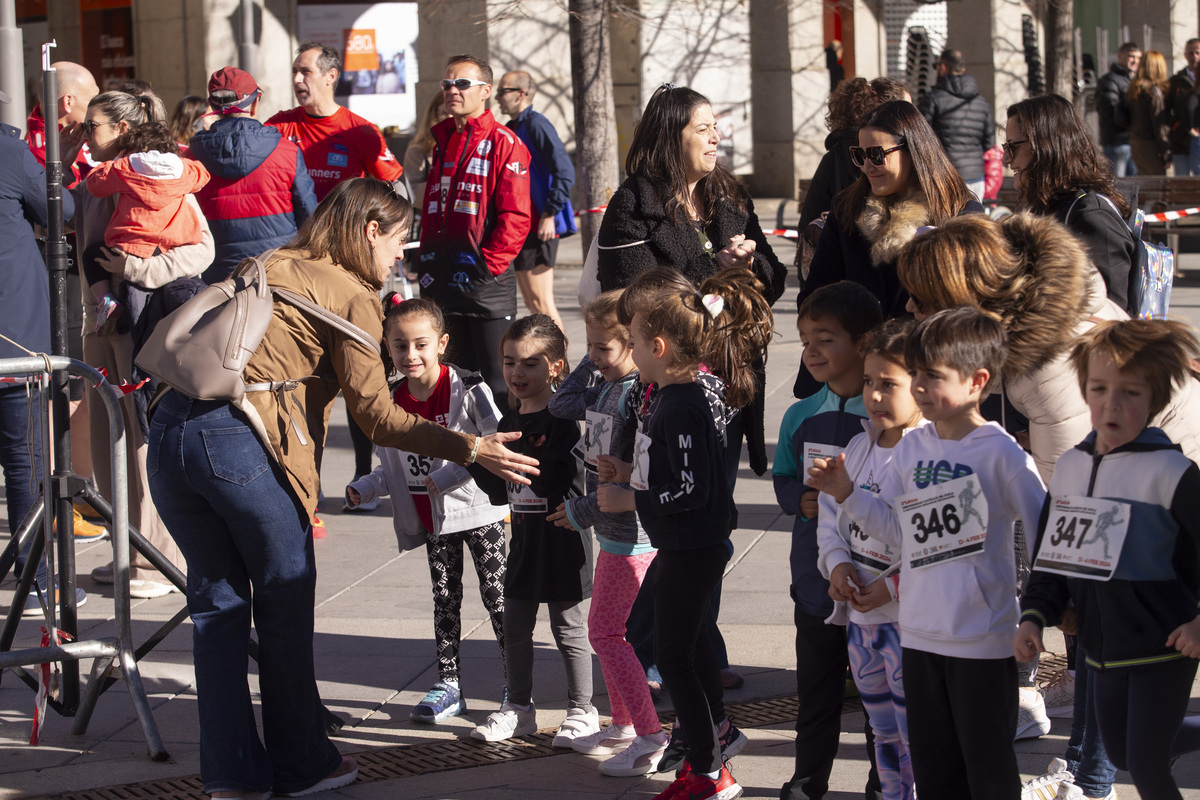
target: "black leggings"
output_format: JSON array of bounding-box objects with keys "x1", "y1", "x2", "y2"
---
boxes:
[
  {"x1": 442, "y1": 314, "x2": 512, "y2": 407},
  {"x1": 653, "y1": 543, "x2": 727, "y2": 774},
  {"x1": 1092, "y1": 657, "x2": 1200, "y2": 800}
]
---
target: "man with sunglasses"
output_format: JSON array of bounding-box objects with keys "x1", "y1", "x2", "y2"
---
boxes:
[
  {"x1": 418, "y1": 54, "x2": 532, "y2": 404},
  {"x1": 495, "y1": 70, "x2": 576, "y2": 331},
  {"x1": 267, "y1": 41, "x2": 403, "y2": 202},
  {"x1": 918, "y1": 49, "x2": 993, "y2": 202}
]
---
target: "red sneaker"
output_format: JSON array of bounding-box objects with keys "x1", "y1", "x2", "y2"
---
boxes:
[
  {"x1": 311, "y1": 513, "x2": 327, "y2": 539},
  {"x1": 652, "y1": 762, "x2": 692, "y2": 800},
  {"x1": 681, "y1": 765, "x2": 742, "y2": 800}
]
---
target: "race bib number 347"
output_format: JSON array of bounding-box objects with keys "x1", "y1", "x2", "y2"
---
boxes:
[
  {"x1": 896, "y1": 474, "x2": 989, "y2": 570},
  {"x1": 1032, "y1": 496, "x2": 1130, "y2": 581}
]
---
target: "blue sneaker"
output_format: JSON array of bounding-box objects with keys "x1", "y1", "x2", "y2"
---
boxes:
[{"x1": 411, "y1": 680, "x2": 466, "y2": 723}]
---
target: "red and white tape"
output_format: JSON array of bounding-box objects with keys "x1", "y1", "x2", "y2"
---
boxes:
[
  {"x1": 766, "y1": 229, "x2": 800, "y2": 238},
  {"x1": 1145, "y1": 206, "x2": 1200, "y2": 222}
]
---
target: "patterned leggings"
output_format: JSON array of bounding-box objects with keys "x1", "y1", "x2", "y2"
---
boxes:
[
  {"x1": 589, "y1": 550, "x2": 659, "y2": 734},
  {"x1": 425, "y1": 521, "x2": 507, "y2": 684},
  {"x1": 847, "y1": 621, "x2": 913, "y2": 800}
]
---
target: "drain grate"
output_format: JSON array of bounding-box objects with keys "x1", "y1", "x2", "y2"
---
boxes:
[{"x1": 19, "y1": 686, "x2": 992, "y2": 799}]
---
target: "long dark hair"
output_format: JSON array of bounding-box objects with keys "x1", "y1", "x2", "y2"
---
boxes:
[
  {"x1": 832, "y1": 100, "x2": 971, "y2": 230},
  {"x1": 624, "y1": 84, "x2": 747, "y2": 225},
  {"x1": 289, "y1": 177, "x2": 413, "y2": 290},
  {"x1": 1006, "y1": 94, "x2": 1130, "y2": 217}
]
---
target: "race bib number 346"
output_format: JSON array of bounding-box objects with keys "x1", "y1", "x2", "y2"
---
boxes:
[
  {"x1": 1033, "y1": 496, "x2": 1130, "y2": 581},
  {"x1": 896, "y1": 474, "x2": 989, "y2": 570}
]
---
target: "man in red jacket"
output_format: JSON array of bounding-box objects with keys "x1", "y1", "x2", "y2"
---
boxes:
[{"x1": 418, "y1": 54, "x2": 532, "y2": 402}]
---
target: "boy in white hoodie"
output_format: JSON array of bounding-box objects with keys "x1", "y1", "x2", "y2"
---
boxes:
[{"x1": 809, "y1": 307, "x2": 1046, "y2": 800}]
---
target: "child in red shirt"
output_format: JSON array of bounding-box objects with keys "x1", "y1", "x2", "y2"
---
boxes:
[{"x1": 84, "y1": 121, "x2": 209, "y2": 334}]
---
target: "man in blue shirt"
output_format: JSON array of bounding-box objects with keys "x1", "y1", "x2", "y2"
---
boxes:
[{"x1": 497, "y1": 70, "x2": 576, "y2": 332}]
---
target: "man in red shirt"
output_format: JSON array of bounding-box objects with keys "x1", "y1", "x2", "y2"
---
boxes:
[
  {"x1": 266, "y1": 41, "x2": 403, "y2": 201},
  {"x1": 26, "y1": 61, "x2": 99, "y2": 182},
  {"x1": 267, "y1": 41, "x2": 404, "y2": 516}
]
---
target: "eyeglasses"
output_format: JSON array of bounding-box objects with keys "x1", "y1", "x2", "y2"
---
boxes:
[
  {"x1": 848, "y1": 143, "x2": 907, "y2": 168},
  {"x1": 440, "y1": 78, "x2": 489, "y2": 91},
  {"x1": 80, "y1": 119, "x2": 118, "y2": 137},
  {"x1": 1002, "y1": 139, "x2": 1028, "y2": 159},
  {"x1": 495, "y1": 87, "x2": 523, "y2": 96}
]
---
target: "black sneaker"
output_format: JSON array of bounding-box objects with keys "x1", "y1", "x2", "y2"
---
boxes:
[
  {"x1": 656, "y1": 725, "x2": 689, "y2": 773},
  {"x1": 719, "y1": 718, "x2": 749, "y2": 759}
]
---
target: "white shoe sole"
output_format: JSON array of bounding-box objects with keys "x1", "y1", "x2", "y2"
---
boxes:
[
  {"x1": 571, "y1": 736, "x2": 634, "y2": 755},
  {"x1": 1014, "y1": 720, "x2": 1052, "y2": 740},
  {"x1": 470, "y1": 721, "x2": 536, "y2": 742},
  {"x1": 598, "y1": 746, "x2": 666, "y2": 776}
]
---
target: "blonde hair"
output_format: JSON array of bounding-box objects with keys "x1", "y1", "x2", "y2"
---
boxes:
[
  {"x1": 1068, "y1": 319, "x2": 1199, "y2": 418},
  {"x1": 619, "y1": 266, "x2": 773, "y2": 409},
  {"x1": 1129, "y1": 50, "x2": 1170, "y2": 101}
]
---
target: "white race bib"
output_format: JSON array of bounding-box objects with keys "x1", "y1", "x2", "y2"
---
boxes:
[
  {"x1": 630, "y1": 430, "x2": 652, "y2": 491},
  {"x1": 584, "y1": 410, "x2": 613, "y2": 468},
  {"x1": 1032, "y1": 496, "x2": 1130, "y2": 581},
  {"x1": 843, "y1": 510, "x2": 897, "y2": 576},
  {"x1": 896, "y1": 474, "x2": 989, "y2": 570},
  {"x1": 507, "y1": 481, "x2": 548, "y2": 514},
  {"x1": 803, "y1": 443, "x2": 843, "y2": 477},
  {"x1": 401, "y1": 452, "x2": 433, "y2": 495}
]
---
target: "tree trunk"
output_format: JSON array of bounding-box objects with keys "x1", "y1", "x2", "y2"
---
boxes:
[
  {"x1": 568, "y1": 0, "x2": 621, "y2": 245},
  {"x1": 1045, "y1": 0, "x2": 1075, "y2": 101}
]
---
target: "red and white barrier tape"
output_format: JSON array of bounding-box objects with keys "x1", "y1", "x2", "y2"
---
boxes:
[
  {"x1": 766, "y1": 229, "x2": 800, "y2": 238},
  {"x1": 1145, "y1": 206, "x2": 1200, "y2": 222},
  {"x1": 575, "y1": 205, "x2": 608, "y2": 216},
  {"x1": 32, "y1": 625, "x2": 72, "y2": 745}
]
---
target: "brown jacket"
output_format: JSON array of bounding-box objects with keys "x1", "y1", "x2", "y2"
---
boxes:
[{"x1": 240, "y1": 248, "x2": 474, "y2": 517}]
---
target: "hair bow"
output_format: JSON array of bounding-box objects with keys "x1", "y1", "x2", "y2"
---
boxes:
[{"x1": 702, "y1": 293, "x2": 724, "y2": 319}]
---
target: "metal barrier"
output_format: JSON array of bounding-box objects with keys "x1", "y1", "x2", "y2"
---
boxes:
[{"x1": 0, "y1": 355, "x2": 166, "y2": 760}]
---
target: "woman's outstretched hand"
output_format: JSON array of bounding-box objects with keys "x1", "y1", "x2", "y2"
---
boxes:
[{"x1": 475, "y1": 431, "x2": 540, "y2": 485}]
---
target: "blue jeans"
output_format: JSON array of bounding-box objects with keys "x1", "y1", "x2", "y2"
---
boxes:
[
  {"x1": 1173, "y1": 153, "x2": 1193, "y2": 176},
  {"x1": 147, "y1": 391, "x2": 340, "y2": 795},
  {"x1": 1104, "y1": 144, "x2": 1137, "y2": 177},
  {"x1": 1190, "y1": 138, "x2": 1200, "y2": 177},
  {"x1": 1066, "y1": 646, "x2": 1116, "y2": 797},
  {"x1": 0, "y1": 384, "x2": 46, "y2": 586}
]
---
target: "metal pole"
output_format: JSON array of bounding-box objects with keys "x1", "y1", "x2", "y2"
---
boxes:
[
  {"x1": 41, "y1": 41, "x2": 81, "y2": 713},
  {"x1": 0, "y1": 0, "x2": 25, "y2": 129},
  {"x1": 239, "y1": 0, "x2": 258, "y2": 74}
]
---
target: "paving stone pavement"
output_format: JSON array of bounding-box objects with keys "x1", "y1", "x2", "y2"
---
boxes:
[{"x1": 2, "y1": 234, "x2": 1200, "y2": 799}]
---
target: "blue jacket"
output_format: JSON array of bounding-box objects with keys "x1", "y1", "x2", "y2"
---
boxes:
[
  {"x1": 507, "y1": 106, "x2": 576, "y2": 237},
  {"x1": 0, "y1": 123, "x2": 74, "y2": 358},
  {"x1": 188, "y1": 116, "x2": 317, "y2": 283},
  {"x1": 773, "y1": 385, "x2": 868, "y2": 617},
  {"x1": 1022, "y1": 428, "x2": 1200, "y2": 671}
]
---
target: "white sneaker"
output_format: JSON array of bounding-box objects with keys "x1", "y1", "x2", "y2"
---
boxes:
[
  {"x1": 470, "y1": 701, "x2": 537, "y2": 742},
  {"x1": 1016, "y1": 686, "x2": 1052, "y2": 740},
  {"x1": 128, "y1": 579, "x2": 180, "y2": 599},
  {"x1": 1055, "y1": 782, "x2": 1084, "y2": 800},
  {"x1": 1080, "y1": 789, "x2": 1117, "y2": 800},
  {"x1": 1022, "y1": 758, "x2": 1075, "y2": 800},
  {"x1": 599, "y1": 732, "x2": 669, "y2": 776},
  {"x1": 571, "y1": 722, "x2": 636, "y2": 755},
  {"x1": 1043, "y1": 669, "x2": 1075, "y2": 718},
  {"x1": 552, "y1": 705, "x2": 600, "y2": 748}
]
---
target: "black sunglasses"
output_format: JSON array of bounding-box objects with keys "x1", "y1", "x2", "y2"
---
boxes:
[
  {"x1": 1002, "y1": 139, "x2": 1028, "y2": 159},
  {"x1": 495, "y1": 87, "x2": 523, "y2": 96},
  {"x1": 80, "y1": 119, "x2": 119, "y2": 137},
  {"x1": 440, "y1": 78, "x2": 489, "y2": 91},
  {"x1": 849, "y1": 143, "x2": 907, "y2": 168}
]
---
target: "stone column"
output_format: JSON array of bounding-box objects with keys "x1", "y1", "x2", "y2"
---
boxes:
[{"x1": 749, "y1": 0, "x2": 826, "y2": 197}]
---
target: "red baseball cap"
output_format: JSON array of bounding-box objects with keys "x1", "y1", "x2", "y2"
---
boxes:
[{"x1": 207, "y1": 66, "x2": 260, "y2": 110}]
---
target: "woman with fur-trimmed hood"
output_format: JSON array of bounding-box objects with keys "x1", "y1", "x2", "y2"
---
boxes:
[
  {"x1": 898, "y1": 212, "x2": 1200, "y2": 480},
  {"x1": 798, "y1": 100, "x2": 983, "y2": 320}
]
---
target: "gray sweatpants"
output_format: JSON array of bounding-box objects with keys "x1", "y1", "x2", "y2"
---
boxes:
[{"x1": 503, "y1": 597, "x2": 593, "y2": 709}]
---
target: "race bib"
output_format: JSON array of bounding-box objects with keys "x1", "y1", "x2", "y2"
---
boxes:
[
  {"x1": 584, "y1": 410, "x2": 612, "y2": 468},
  {"x1": 1032, "y1": 496, "x2": 1130, "y2": 581},
  {"x1": 401, "y1": 452, "x2": 432, "y2": 495},
  {"x1": 803, "y1": 442, "x2": 843, "y2": 477},
  {"x1": 630, "y1": 430, "x2": 652, "y2": 491},
  {"x1": 896, "y1": 474, "x2": 989, "y2": 570},
  {"x1": 843, "y1": 511, "x2": 897, "y2": 576},
  {"x1": 507, "y1": 481, "x2": 547, "y2": 514}
]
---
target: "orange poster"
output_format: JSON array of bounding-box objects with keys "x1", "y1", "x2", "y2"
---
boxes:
[{"x1": 343, "y1": 29, "x2": 379, "y2": 71}]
